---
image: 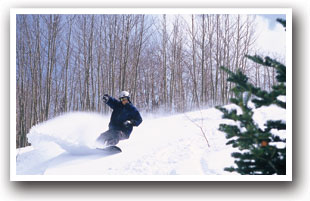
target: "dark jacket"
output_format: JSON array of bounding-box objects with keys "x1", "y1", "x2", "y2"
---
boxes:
[{"x1": 105, "y1": 96, "x2": 142, "y2": 137}]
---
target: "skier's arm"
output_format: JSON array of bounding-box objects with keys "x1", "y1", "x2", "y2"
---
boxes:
[
  {"x1": 103, "y1": 94, "x2": 119, "y2": 110},
  {"x1": 131, "y1": 109, "x2": 143, "y2": 127}
]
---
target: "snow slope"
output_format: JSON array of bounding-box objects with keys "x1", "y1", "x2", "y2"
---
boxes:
[{"x1": 15, "y1": 105, "x2": 286, "y2": 179}]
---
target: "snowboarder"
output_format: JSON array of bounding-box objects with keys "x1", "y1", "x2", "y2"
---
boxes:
[{"x1": 96, "y1": 91, "x2": 143, "y2": 147}]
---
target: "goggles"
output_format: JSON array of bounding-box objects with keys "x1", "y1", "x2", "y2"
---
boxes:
[{"x1": 120, "y1": 97, "x2": 128, "y2": 101}]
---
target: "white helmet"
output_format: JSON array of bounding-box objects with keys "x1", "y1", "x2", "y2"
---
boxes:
[{"x1": 119, "y1": 91, "x2": 130, "y2": 99}]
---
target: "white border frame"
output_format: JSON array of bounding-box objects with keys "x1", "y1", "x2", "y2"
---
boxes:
[{"x1": 10, "y1": 8, "x2": 292, "y2": 181}]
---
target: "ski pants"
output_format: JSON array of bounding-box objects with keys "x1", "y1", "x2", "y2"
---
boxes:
[{"x1": 97, "y1": 129, "x2": 129, "y2": 146}]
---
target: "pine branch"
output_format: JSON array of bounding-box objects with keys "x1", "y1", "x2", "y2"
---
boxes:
[
  {"x1": 276, "y1": 18, "x2": 286, "y2": 29},
  {"x1": 217, "y1": 18, "x2": 286, "y2": 175}
]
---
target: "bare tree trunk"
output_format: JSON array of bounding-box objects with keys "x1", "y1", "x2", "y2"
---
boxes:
[
  {"x1": 215, "y1": 15, "x2": 220, "y2": 105},
  {"x1": 89, "y1": 15, "x2": 95, "y2": 111},
  {"x1": 63, "y1": 16, "x2": 74, "y2": 112},
  {"x1": 97, "y1": 16, "x2": 103, "y2": 112},
  {"x1": 201, "y1": 14, "x2": 206, "y2": 104},
  {"x1": 191, "y1": 15, "x2": 200, "y2": 108},
  {"x1": 162, "y1": 14, "x2": 168, "y2": 108},
  {"x1": 120, "y1": 15, "x2": 132, "y2": 91},
  {"x1": 132, "y1": 15, "x2": 145, "y2": 104},
  {"x1": 207, "y1": 15, "x2": 215, "y2": 105},
  {"x1": 45, "y1": 15, "x2": 60, "y2": 120}
]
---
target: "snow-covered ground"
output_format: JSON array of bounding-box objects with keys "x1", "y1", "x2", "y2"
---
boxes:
[{"x1": 15, "y1": 104, "x2": 286, "y2": 179}]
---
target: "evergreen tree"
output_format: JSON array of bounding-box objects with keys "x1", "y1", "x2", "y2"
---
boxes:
[{"x1": 217, "y1": 19, "x2": 286, "y2": 175}]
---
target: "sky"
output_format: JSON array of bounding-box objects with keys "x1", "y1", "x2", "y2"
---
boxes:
[
  {"x1": 258, "y1": 14, "x2": 286, "y2": 29},
  {"x1": 253, "y1": 14, "x2": 287, "y2": 59}
]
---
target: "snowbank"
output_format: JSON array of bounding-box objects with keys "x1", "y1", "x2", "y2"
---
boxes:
[{"x1": 15, "y1": 104, "x2": 285, "y2": 177}]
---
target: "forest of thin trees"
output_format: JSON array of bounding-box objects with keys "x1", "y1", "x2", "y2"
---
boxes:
[{"x1": 16, "y1": 14, "x2": 281, "y2": 148}]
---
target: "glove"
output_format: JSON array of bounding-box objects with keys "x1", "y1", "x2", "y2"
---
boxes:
[
  {"x1": 123, "y1": 120, "x2": 132, "y2": 127},
  {"x1": 102, "y1": 94, "x2": 109, "y2": 103}
]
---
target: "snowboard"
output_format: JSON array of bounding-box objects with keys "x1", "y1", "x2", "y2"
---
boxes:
[{"x1": 96, "y1": 145, "x2": 122, "y2": 154}]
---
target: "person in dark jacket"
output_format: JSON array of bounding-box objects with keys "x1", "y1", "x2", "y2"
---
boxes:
[{"x1": 96, "y1": 91, "x2": 143, "y2": 146}]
